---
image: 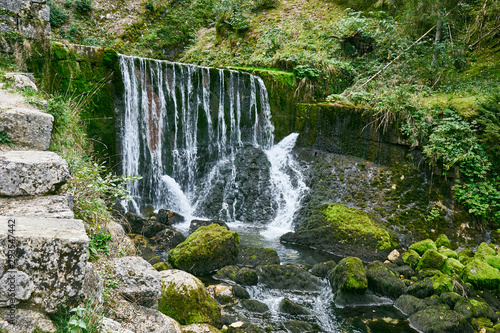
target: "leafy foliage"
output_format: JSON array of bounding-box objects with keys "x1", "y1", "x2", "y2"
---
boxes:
[
  {"x1": 48, "y1": 1, "x2": 69, "y2": 28},
  {"x1": 89, "y1": 229, "x2": 112, "y2": 260},
  {"x1": 75, "y1": 0, "x2": 93, "y2": 14},
  {"x1": 0, "y1": 131, "x2": 13, "y2": 148},
  {"x1": 52, "y1": 300, "x2": 103, "y2": 333}
]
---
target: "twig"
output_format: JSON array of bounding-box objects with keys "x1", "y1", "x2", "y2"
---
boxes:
[{"x1": 469, "y1": 23, "x2": 500, "y2": 49}]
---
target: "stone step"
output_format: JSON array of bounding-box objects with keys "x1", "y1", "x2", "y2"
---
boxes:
[
  {"x1": 0, "y1": 151, "x2": 69, "y2": 197},
  {"x1": 0, "y1": 216, "x2": 89, "y2": 313},
  {"x1": 0, "y1": 195, "x2": 74, "y2": 219},
  {"x1": 0, "y1": 108, "x2": 53, "y2": 150}
]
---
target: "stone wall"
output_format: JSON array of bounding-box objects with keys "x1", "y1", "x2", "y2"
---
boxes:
[{"x1": 0, "y1": 0, "x2": 50, "y2": 52}]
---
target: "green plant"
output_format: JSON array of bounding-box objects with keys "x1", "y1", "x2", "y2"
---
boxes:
[
  {"x1": 75, "y1": 0, "x2": 93, "y2": 14},
  {"x1": 88, "y1": 229, "x2": 112, "y2": 260},
  {"x1": 294, "y1": 65, "x2": 321, "y2": 80},
  {"x1": 48, "y1": 1, "x2": 69, "y2": 28},
  {"x1": 52, "y1": 300, "x2": 103, "y2": 333},
  {"x1": 0, "y1": 131, "x2": 13, "y2": 148},
  {"x1": 216, "y1": 0, "x2": 250, "y2": 33},
  {"x1": 252, "y1": 0, "x2": 278, "y2": 11}
]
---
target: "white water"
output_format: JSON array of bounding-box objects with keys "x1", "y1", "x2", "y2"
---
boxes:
[{"x1": 118, "y1": 54, "x2": 306, "y2": 238}]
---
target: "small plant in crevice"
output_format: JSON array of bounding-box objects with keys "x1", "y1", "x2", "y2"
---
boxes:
[
  {"x1": 88, "y1": 229, "x2": 112, "y2": 260},
  {"x1": 0, "y1": 131, "x2": 13, "y2": 147},
  {"x1": 52, "y1": 299, "x2": 104, "y2": 333}
]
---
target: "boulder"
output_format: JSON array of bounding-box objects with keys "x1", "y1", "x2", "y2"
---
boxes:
[
  {"x1": 106, "y1": 221, "x2": 137, "y2": 257},
  {"x1": 409, "y1": 306, "x2": 474, "y2": 333},
  {"x1": 475, "y1": 242, "x2": 496, "y2": 259},
  {"x1": 142, "y1": 221, "x2": 168, "y2": 238},
  {"x1": 207, "y1": 284, "x2": 236, "y2": 305},
  {"x1": 111, "y1": 299, "x2": 182, "y2": 333},
  {"x1": 333, "y1": 290, "x2": 392, "y2": 308},
  {"x1": 439, "y1": 247, "x2": 459, "y2": 259},
  {"x1": 406, "y1": 278, "x2": 435, "y2": 298},
  {"x1": 182, "y1": 324, "x2": 221, "y2": 333},
  {"x1": 112, "y1": 256, "x2": 161, "y2": 308},
  {"x1": 81, "y1": 262, "x2": 104, "y2": 303},
  {"x1": 441, "y1": 258, "x2": 464, "y2": 276},
  {"x1": 284, "y1": 320, "x2": 314, "y2": 333},
  {"x1": 365, "y1": 261, "x2": 407, "y2": 299},
  {"x1": 236, "y1": 247, "x2": 280, "y2": 267},
  {"x1": 100, "y1": 317, "x2": 135, "y2": 333},
  {"x1": 0, "y1": 309, "x2": 56, "y2": 333},
  {"x1": 454, "y1": 299, "x2": 498, "y2": 322},
  {"x1": 168, "y1": 224, "x2": 239, "y2": 276},
  {"x1": 485, "y1": 254, "x2": 500, "y2": 270},
  {"x1": 310, "y1": 260, "x2": 337, "y2": 278},
  {"x1": 0, "y1": 108, "x2": 52, "y2": 150},
  {"x1": 154, "y1": 228, "x2": 186, "y2": 252},
  {"x1": 227, "y1": 321, "x2": 265, "y2": 333},
  {"x1": 409, "y1": 239, "x2": 437, "y2": 256},
  {"x1": 462, "y1": 258, "x2": 500, "y2": 290},
  {"x1": 417, "y1": 249, "x2": 447, "y2": 270},
  {"x1": 402, "y1": 249, "x2": 420, "y2": 269},
  {"x1": 189, "y1": 220, "x2": 229, "y2": 234},
  {"x1": 234, "y1": 267, "x2": 258, "y2": 286},
  {"x1": 232, "y1": 285, "x2": 250, "y2": 299},
  {"x1": 435, "y1": 234, "x2": 451, "y2": 249},
  {"x1": 0, "y1": 195, "x2": 74, "y2": 219},
  {"x1": 278, "y1": 298, "x2": 311, "y2": 316},
  {"x1": 457, "y1": 248, "x2": 474, "y2": 264},
  {"x1": 158, "y1": 269, "x2": 221, "y2": 327},
  {"x1": 0, "y1": 151, "x2": 69, "y2": 196},
  {"x1": 440, "y1": 292, "x2": 465, "y2": 308},
  {"x1": 395, "y1": 294, "x2": 427, "y2": 315},
  {"x1": 257, "y1": 264, "x2": 322, "y2": 291},
  {"x1": 387, "y1": 249, "x2": 400, "y2": 262},
  {"x1": 157, "y1": 209, "x2": 184, "y2": 225},
  {"x1": 0, "y1": 216, "x2": 88, "y2": 313},
  {"x1": 240, "y1": 299, "x2": 269, "y2": 313},
  {"x1": 124, "y1": 212, "x2": 149, "y2": 234},
  {"x1": 3, "y1": 73, "x2": 37, "y2": 92},
  {"x1": 328, "y1": 257, "x2": 367, "y2": 294}
]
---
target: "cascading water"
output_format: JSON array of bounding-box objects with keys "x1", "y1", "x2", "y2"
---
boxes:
[{"x1": 117, "y1": 54, "x2": 304, "y2": 231}]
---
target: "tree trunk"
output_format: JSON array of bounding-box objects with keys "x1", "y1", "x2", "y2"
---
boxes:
[{"x1": 433, "y1": 2, "x2": 444, "y2": 65}]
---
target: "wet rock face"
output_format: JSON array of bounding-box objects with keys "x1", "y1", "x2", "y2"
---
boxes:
[
  {"x1": 290, "y1": 148, "x2": 483, "y2": 259},
  {"x1": 0, "y1": 151, "x2": 70, "y2": 196},
  {"x1": 0, "y1": 216, "x2": 88, "y2": 313},
  {"x1": 195, "y1": 146, "x2": 274, "y2": 224},
  {"x1": 257, "y1": 264, "x2": 322, "y2": 291}
]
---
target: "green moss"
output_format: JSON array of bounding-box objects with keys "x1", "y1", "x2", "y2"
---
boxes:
[
  {"x1": 153, "y1": 262, "x2": 170, "y2": 271},
  {"x1": 441, "y1": 258, "x2": 464, "y2": 276},
  {"x1": 431, "y1": 272, "x2": 454, "y2": 294},
  {"x1": 328, "y1": 256, "x2": 368, "y2": 294},
  {"x1": 402, "y1": 249, "x2": 420, "y2": 269},
  {"x1": 462, "y1": 258, "x2": 500, "y2": 290},
  {"x1": 485, "y1": 255, "x2": 500, "y2": 270},
  {"x1": 323, "y1": 204, "x2": 396, "y2": 250},
  {"x1": 417, "y1": 249, "x2": 447, "y2": 271},
  {"x1": 457, "y1": 248, "x2": 474, "y2": 264},
  {"x1": 438, "y1": 247, "x2": 458, "y2": 259},
  {"x1": 409, "y1": 239, "x2": 437, "y2": 256},
  {"x1": 476, "y1": 242, "x2": 496, "y2": 259},
  {"x1": 158, "y1": 278, "x2": 221, "y2": 326},
  {"x1": 435, "y1": 234, "x2": 451, "y2": 249},
  {"x1": 168, "y1": 224, "x2": 240, "y2": 275}
]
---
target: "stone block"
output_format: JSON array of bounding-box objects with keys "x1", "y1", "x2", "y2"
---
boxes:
[
  {"x1": 0, "y1": 195, "x2": 74, "y2": 219},
  {"x1": 0, "y1": 151, "x2": 69, "y2": 196},
  {"x1": 0, "y1": 216, "x2": 88, "y2": 313},
  {"x1": 0, "y1": 108, "x2": 53, "y2": 150}
]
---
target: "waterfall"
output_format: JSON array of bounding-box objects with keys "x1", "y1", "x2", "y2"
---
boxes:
[{"x1": 118, "y1": 54, "x2": 305, "y2": 232}]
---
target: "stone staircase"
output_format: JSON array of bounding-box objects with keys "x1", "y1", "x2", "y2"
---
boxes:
[{"x1": 0, "y1": 75, "x2": 89, "y2": 331}]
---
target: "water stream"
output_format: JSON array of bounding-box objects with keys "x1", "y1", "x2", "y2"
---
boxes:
[{"x1": 117, "y1": 54, "x2": 417, "y2": 332}]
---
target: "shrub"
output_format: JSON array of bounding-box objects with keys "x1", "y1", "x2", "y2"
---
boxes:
[
  {"x1": 252, "y1": 0, "x2": 278, "y2": 11},
  {"x1": 48, "y1": 1, "x2": 69, "y2": 28},
  {"x1": 75, "y1": 0, "x2": 93, "y2": 14}
]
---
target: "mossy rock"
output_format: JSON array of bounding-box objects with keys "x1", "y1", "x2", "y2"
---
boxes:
[
  {"x1": 310, "y1": 260, "x2": 337, "y2": 278},
  {"x1": 485, "y1": 255, "x2": 500, "y2": 270},
  {"x1": 417, "y1": 249, "x2": 447, "y2": 271},
  {"x1": 283, "y1": 320, "x2": 314, "y2": 333},
  {"x1": 409, "y1": 239, "x2": 437, "y2": 256},
  {"x1": 454, "y1": 298, "x2": 498, "y2": 322},
  {"x1": 440, "y1": 292, "x2": 465, "y2": 308},
  {"x1": 395, "y1": 294, "x2": 427, "y2": 316},
  {"x1": 237, "y1": 247, "x2": 280, "y2": 268},
  {"x1": 322, "y1": 204, "x2": 396, "y2": 250},
  {"x1": 257, "y1": 264, "x2": 322, "y2": 291},
  {"x1": 409, "y1": 306, "x2": 474, "y2": 333},
  {"x1": 441, "y1": 258, "x2": 465, "y2": 276},
  {"x1": 278, "y1": 298, "x2": 311, "y2": 316},
  {"x1": 328, "y1": 257, "x2": 367, "y2": 294},
  {"x1": 153, "y1": 262, "x2": 171, "y2": 271},
  {"x1": 471, "y1": 317, "x2": 494, "y2": 331},
  {"x1": 240, "y1": 299, "x2": 269, "y2": 313},
  {"x1": 182, "y1": 324, "x2": 222, "y2": 333},
  {"x1": 431, "y1": 272, "x2": 454, "y2": 294},
  {"x1": 234, "y1": 267, "x2": 258, "y2": 286},
  {"x1": 462, "y1": 258, "x2": 500, "y2": 290},
  {"x1": 458, "y1": 248, "x2": 475, "y2": 265},
  {"x1": 406, "y1": 278, "x2": 435, "y2": 299},
  {"x1": 365, "y1": 261, "x2": 407, "y2": 299},
  {"x1": 158, "y1": 269, "x2": 222, "y2": 327},
  {"x1": 435, "y1": 234, "x2": 451, "y2": 249},
  {"x1": 476, "y1": 242, "x2": 497, "y2": 259},
  {"x1": 168, "y1": 224, "x2": 239, "y2": 275},
  {"x1": 402, "y1": 249, "x2": 421, "y2": 269},
  {"x1": 438, "y1": 247, "x2": 459, "y2": 259},
  {"x1": 215, "y1": 265, "x2": 239, "y2": 281}
]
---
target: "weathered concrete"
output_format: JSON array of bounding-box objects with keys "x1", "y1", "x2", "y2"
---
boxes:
[
  {"x1": 0, "y1": 108, "x2": 53, "y2": 150},
  {"x1": 0, "y1": 195, "x2": 74, "y2": 219},
  {"x1": 0, "y1": 151, "x2": 69, "y2": 196},
  {"x1": 0, "y1": 216, "x2": 88, "y2": 313}
]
